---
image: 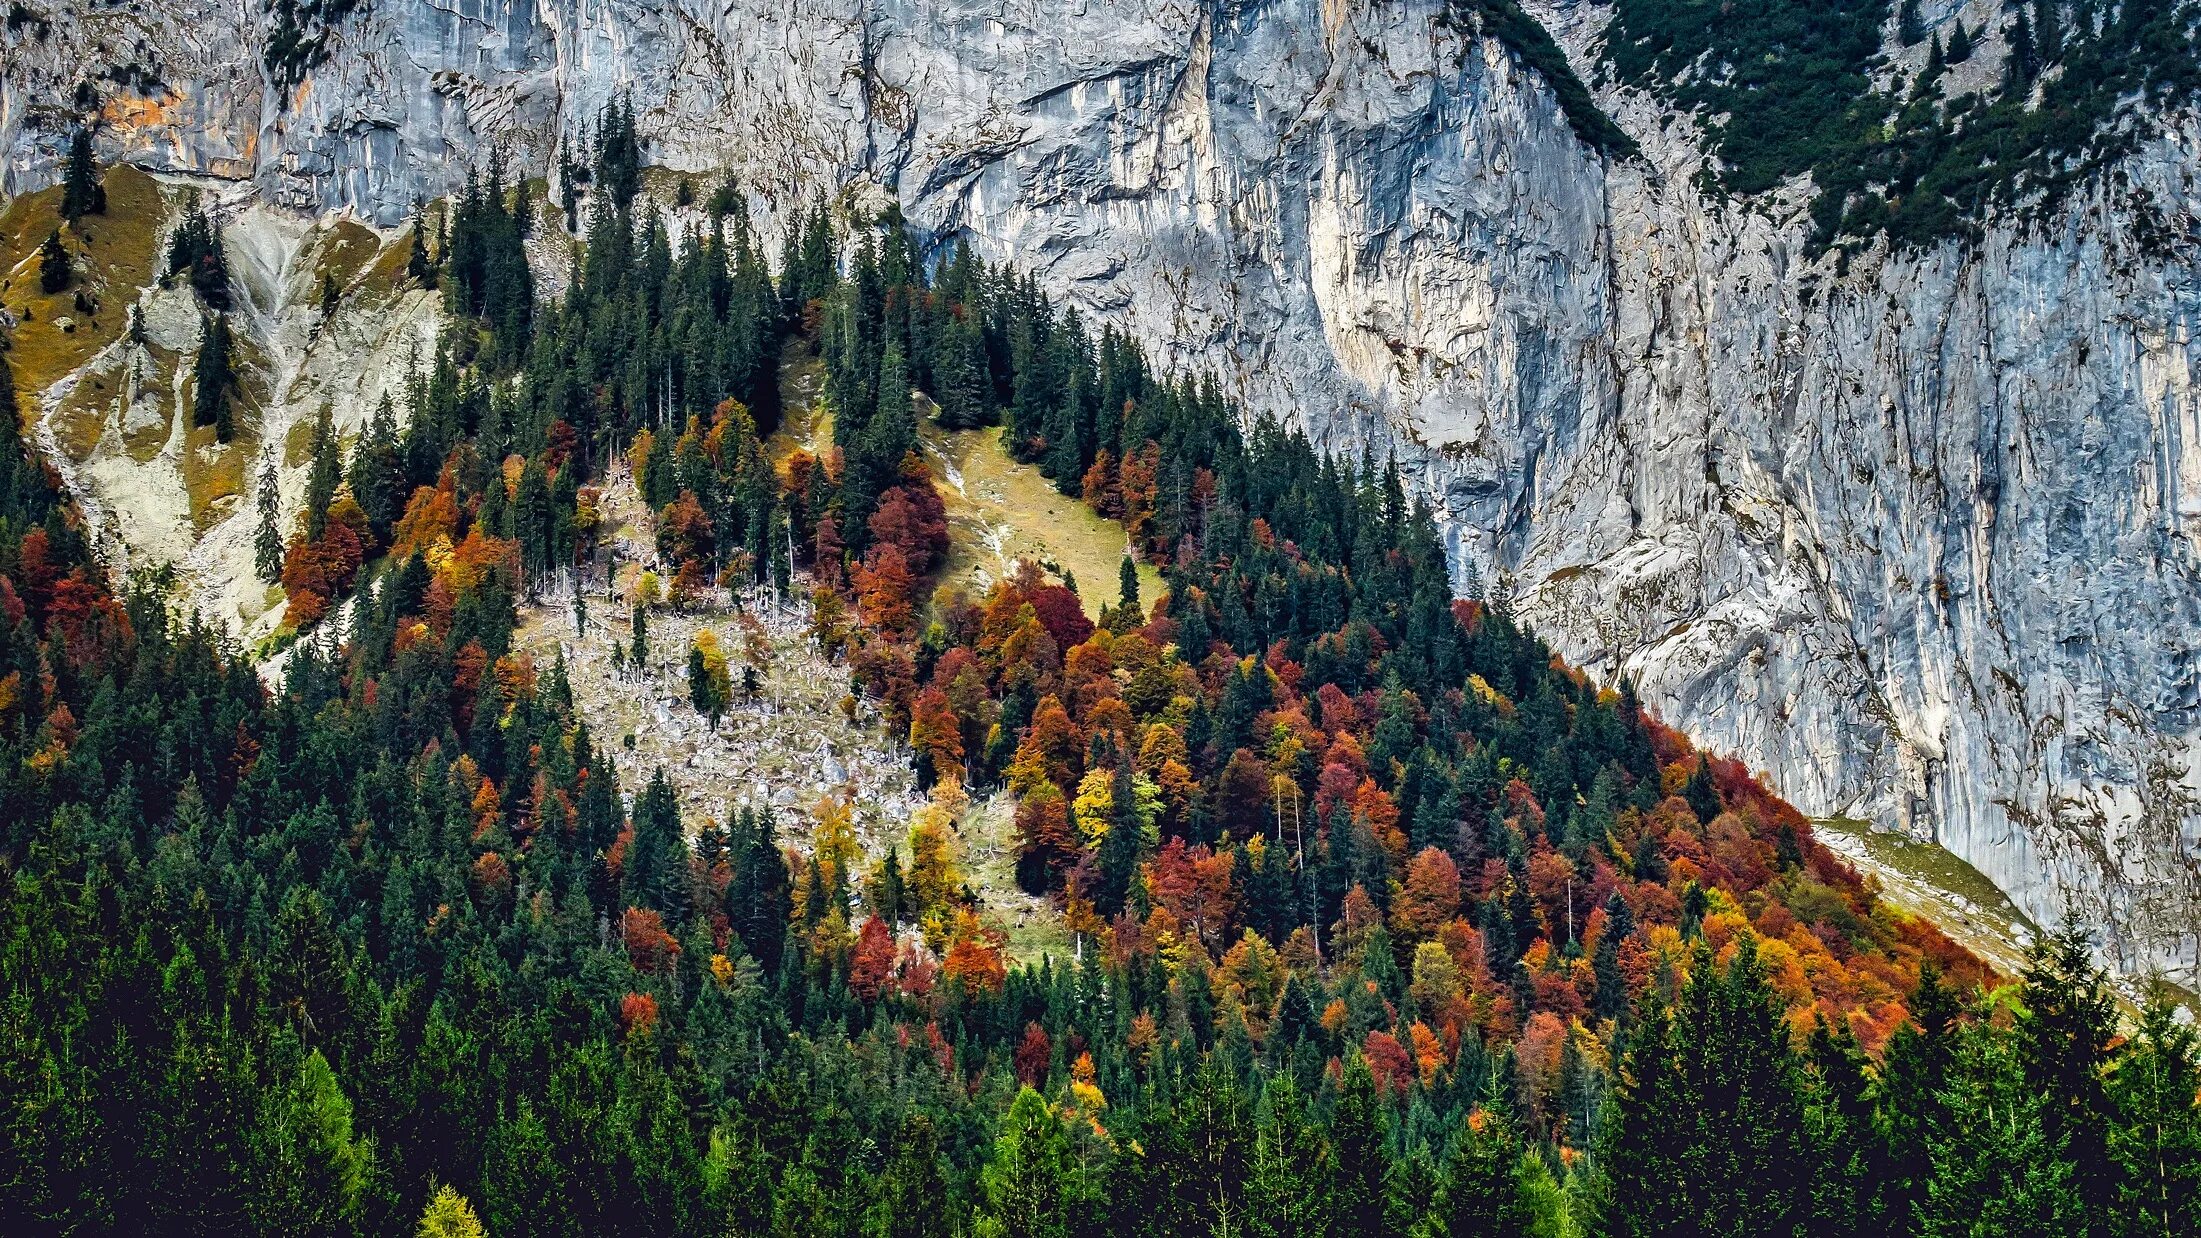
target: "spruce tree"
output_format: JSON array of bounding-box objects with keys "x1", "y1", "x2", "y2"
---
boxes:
[
  {"x1": 38, "y1": 230, "x2": 69, "y2": 294},
  {"x1": 193, "y1": 313, "x2": 234, "y2": 442},
  {"x1": 2106, "y1": 997, "x2": 2201, "y2": 1237},
  {"x1": 2015, "y1": 924, "x2": 2118, "y2": 1236},
  {"x1": 977, "y1": 1088, "x2": 1079, "y2": 1238},
  {"x1": 1332, "y1": 1056, "x2": 1394, "y2": 1236},
  {"x1": 406, "y1": 200, "x2": 436, "y2": 288},
  {"x1": 1948, "y1": 18, "x2": 1973, "y2": 63},
  {"x1": 1897, "y1": 0, "x2": 1925, "y2": 46},
  {"x1": 1427, "y1": 1099, "x2": 1535, "y2": 1237},
  {"x1": 61, "y1": 128, "x2": 104, "y2": 222},
  {"x1": 303, "y1": 405, "x2": 340, "y2": 540},
  {"x1": 254, "y1": 452, "x2": 284, "y2": 584}
]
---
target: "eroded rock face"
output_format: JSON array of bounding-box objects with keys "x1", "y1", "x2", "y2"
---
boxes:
[{"x1": 7, "y1": 0, "x2": 2201, "y2": 979}]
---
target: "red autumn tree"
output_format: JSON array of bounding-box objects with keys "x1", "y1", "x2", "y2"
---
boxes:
[
  {"x1": 853, "y1": 543, "x2": 918, "y2": 636},
  {"x1": 908, "y1": 685, "x2": 965, "y2": 787},
  {"x1": 851, "y1": 915, "x2": 896, "y2": 1001},
  {"x1": 1392, "y1": 847, "x2": 1462, "y2": 943},
  {"x1": 1014, "y1": 1021, "x2": 1052, "y2": 1088},
  {"x1": 656, "y1": 489, "x2": 715, "y2": 570},
  {"x1": 622, "y1": 906, "x2": 682, "y2": 974},
  {"x1": 1027, "y1": 583, "x2": 1093, "y2": 651},
  {"x1": 619, "y1": 992, "x2": 660, "y2": 1038},
  {"x1": 868, "y1": 483, "x2": 949, "y2": 574}
]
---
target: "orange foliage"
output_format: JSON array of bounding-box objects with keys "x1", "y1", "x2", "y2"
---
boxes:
[{"x1": 622, "y1": 906, "x2": 682, "y2": 974}]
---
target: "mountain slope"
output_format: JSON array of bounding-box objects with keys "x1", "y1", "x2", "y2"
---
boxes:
[{"x1": 6, "y1": 0, "x2": 2201, "y2": 983}]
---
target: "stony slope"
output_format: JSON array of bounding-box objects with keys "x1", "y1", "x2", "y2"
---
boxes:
[{"x1": 6, "y1": 0, "x2": 2201, "y2": 982}]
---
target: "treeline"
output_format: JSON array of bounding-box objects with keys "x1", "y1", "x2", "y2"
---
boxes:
[
  {"x1": 1, "y1": 108, "x2": 2197, "y2": 1236},
  {"x1": 1603, "y1": 0, "x2": 2201, "y2": 250}
]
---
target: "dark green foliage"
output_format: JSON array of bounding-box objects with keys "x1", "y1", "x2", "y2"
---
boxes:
[
  {"x1": 36, "y1": 229, "x2": 68, "y2": 294},
  {"x1": 303, "y1": 403, "x2": 340, "y2": 540},
  {"x1": 441, "y1": 162, "x2": 533, "y2": 361},
  {"x1": 167, "y1": 191, "x2": 230, "y2": 308},
  {"x1": 61, "y1": 127, "x2": 105, "y2": 222},
  {"x1": 1605, "y1": 0, "x2": 2201, "y2": 250},
  {"x1": 1447, "y1": 0, "x2": 1639, "y2": 158},
  {"x1": 405, "y1": 201, "x2": 435, "y2": 289},
  {"x1": 256, "y1": 451, "x2": 285, "y2": 584},
  {"x1": 194, "y1": 311, "x2": 235, "y2": 441},
  {"x1": 347, "y1": 393, "x2": 404, "y2": 543},
  {"x1": 1595, "y1": 939, "x2": 1810, "y2": 1236}
]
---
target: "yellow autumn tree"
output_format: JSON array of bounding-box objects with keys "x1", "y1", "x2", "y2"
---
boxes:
[
  {"x1": 417, "y1": 1186, "x2": 485, "y2": 1238},
  {"x1": 906, "y1": 799, "x2": 964, "y2": 930},
  {"x1": 811, "y1": 791, "x2": 859, "y2": 893}
]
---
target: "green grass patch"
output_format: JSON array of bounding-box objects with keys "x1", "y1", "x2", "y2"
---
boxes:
[
  {"x1": 1, "y1": 165, "x2": 168, "y2": 399},
  {"x1": 920, "y1": 421, "x2": 1163, "y2": 620}
]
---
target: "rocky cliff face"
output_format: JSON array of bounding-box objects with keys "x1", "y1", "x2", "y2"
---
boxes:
[{"x1": 6, "y1": 0, "x2": 2200, "y2": 981}]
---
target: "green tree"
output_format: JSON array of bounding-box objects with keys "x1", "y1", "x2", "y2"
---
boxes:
[
  {"x1": 976, "y1": 1088, "x2": 1080, "y2": 1238},
  {"x1": 304, "y1": 404, "x2": 341, "y2": 540},
  {"x1": 62, "y1": 128, "x2": 105, "y2": 222},
  {"x1": 1332, "y1": 1056, "x2": 1394, "y2": 1237},
  {"x1": 2014, "y1": 924, "x2": 2118, "y2": 1236},
  {"x1": 1595, "y1": 938, "x2": 1810, "y2": 1237},
  {"x1": 194, "y1": 312, "x2": 235, "y2": 441},
  {"x1": 256, "y1": 452, "x2": 285, "y2": 583},
  {"x1": 1419, "y1": 1100, "x2": 1535, "y2": 1238},
  {"x1": 2107, "y1": 997, "x2": 2201, "y2": 1237},
  {"x1": 417, "y1": 1186, "x2": 485, "y2": 1238},
  {"x1": 870, "y1": 1113, "x2": 955, "y2": 1238},
  {"x1": 38, "y1": 229, "x2": 70, "y2": 294}
]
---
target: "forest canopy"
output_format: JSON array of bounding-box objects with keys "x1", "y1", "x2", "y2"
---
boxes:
[{"x1": 1, "y1": 112, "x2": 2196, "y2": 1236}]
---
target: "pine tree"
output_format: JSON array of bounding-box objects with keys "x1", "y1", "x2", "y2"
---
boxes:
[
  {"x1": 1426, "y1": 1099, "x2": 1535, "y2": 1237},
  {"x1": 1332, "y1": 1056, "x2": 1394, "y2": 1237},
  {"x1": 406, "y1": 200, "x2": 436, "y2": 288},
  {"x1": 872, "y1": 1113, "x2": 954, "y2": 1238},
  {"x1": 347, "y1": 392, "x2": 402, "y2": 541},
  {"x1": 61, "y1": 128, "x2": 104, "y2": 222},
  {"x1": 2006, "y1": 10, "x2": 2038, "y2": 93},
  {"x1": 1595, "y1": 939, "x2": 1810, "y2": 1236},
  {"x1": 1095, "y1": 758, "x2": 1146, "y2": 916},
  {"x1": 1876, "y1": 961, "x2": 1958, "y2": 1232},
  {"x1": 251, "y1": 453, "x2": 284, "y2": 585},
  {"x1": 2015, "y1": 924, "x2": 2118, "y2": 1236},
  {"x1": 303, "y1": 404, "x2": 340, "y2": 540},
  {"x1": 2106, "y1": 997, "x2": 2201, "y2": 1237},
  {"x1": 193, "y1": 313, "x2": 235, "y2": 442},
  {"x1": 1948, "y1": 18, "x2": 1973, "y2": 63},
  {"x1": 1897, "y1": 0, "x2": 1924, "y2": 46},
  {"x1": 977, "y1": 1088, "x2": 1079, "y2": 1238},
  {"x1": 624, "y1": 767, "x2": 688, "y2": 915},
  {"x1": 38, "y1": 230, "x2": 69, "y2": 295},
  {"x1": 1682, "y1": 754, "x2": 1721, "y2": 825}
]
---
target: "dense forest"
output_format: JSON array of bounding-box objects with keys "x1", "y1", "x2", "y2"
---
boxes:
[{"x1": 3, "y1": 113, "x2": 2199, "y2": 1236}]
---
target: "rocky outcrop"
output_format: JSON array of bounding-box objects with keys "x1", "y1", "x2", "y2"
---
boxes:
[{"x1": 6, "y1": 0, "x2": 2200, "y2": 981}]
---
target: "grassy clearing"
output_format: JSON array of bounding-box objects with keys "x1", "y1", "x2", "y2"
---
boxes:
[
  {"x1": 1, "y1": 166, "x2": 167, "y2": 399},
  {"x1": 920, "y1": 419, "x2": 1163, "y2": 620},
  {"x1": 963, "y1": 792, "x2": 1075, "y2": 965},
  {"x1": 766, "y1": 337, "x2": 830, "y2": 463}
]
